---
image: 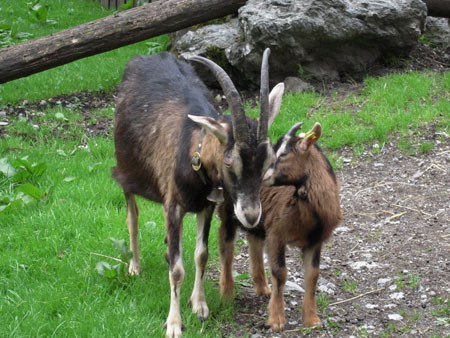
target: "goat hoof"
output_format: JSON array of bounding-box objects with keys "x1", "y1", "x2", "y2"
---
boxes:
[
  {"x1": 220, "y1": 284, "x2": 235, "y2": 298},
  {"x1": 304, "y1": 316, "x2": 322, "y2": 328},
  {"x1": 163, "y1": 321, "x2": 184, "y2": 338},
  {"x1": 188, "y1": 297, "x2": 209, "y2": 320},
  {"x1": 255, "y1": 285, "x2": 271, "y2": 297},
  {"x1": 128, "y1": 261, "x2": 140, "y2": 276},
  {"x1": 267, "y1": 315, "x2": 285, "y2": 332}
]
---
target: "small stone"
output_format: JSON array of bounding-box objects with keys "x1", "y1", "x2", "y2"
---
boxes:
[
  {"x1": 390, "y1": 292, "x2": 405, "y2": 300},
  {"x1": 284, "y1": 280, "x2": 305, "y2": 293},
  {"x1": 365, "y1": 303, "x2": 378, "y2": 309},
  {"x1": 388, "y1": 313, "x2": 403, "y2": 321},
  {"x1": 377, "y1": 277, "x2": 391, "y2": 286}
]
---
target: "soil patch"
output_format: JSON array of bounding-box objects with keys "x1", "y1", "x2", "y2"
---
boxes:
[{"x1": 216, "y1": 134, "x2": 449, "y2": 338}]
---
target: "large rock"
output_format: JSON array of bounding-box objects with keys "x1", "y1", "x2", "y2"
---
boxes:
[
  {"x1": 175, "y1": 0, "x2": 427, "y2": 87},
  {"x1": 423, "y1": 17, "x2": 450, "y2": 48}
]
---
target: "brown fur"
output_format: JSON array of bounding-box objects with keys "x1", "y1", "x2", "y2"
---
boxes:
[
  {"x1": 219, "y1": 123, "x2": 343, "y2": 332},
  {"x1": 113, "y1": 52, "x2": 284, "y2": 337}
]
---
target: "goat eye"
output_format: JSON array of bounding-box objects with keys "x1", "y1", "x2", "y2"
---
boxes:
[
  {"x1": 279, "y1": 152, "x2": 288, "y2": 159},
  {"x1": 224, "y1": 154, "x2": 233, "y2": 168}
]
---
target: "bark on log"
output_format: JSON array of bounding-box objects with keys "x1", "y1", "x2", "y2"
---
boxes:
[
  {"x1": 424, "y1": 0, "x2": 450, "y2": 18},
  {"x1": 0, "y1": 0, "x2": 246, "y2": 84}
]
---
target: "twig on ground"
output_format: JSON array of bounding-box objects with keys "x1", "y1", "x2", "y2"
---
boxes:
[
  {"x1": 385, "y1": 211, "x2": 407, "y2": 222},
  {"x1": 392, "y1": 204, "x2": 433, "y2": 217},
  {"x1": 329, "y1": 287, "x2": 385, "y2": 307},
  {"x1": 436, "y1": 149, "x2": 450, "y2": 156},
  {"x1": 347, "y1": 242, "x2": 360, "y2": 256},
  {"x1": 425, "y1": 163, "x2": 446, "y2": 173},
  {"x1": 90, "y1": 252, "x2": 127, "y2": 264}
]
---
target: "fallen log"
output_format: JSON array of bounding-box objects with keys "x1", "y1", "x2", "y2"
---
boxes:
[
  {"x1": 0, "y1": 0, "x2": 246, "y2": 84},
  {"x1": 424, "y1": 0, "x2": 450, "y2": 18}
]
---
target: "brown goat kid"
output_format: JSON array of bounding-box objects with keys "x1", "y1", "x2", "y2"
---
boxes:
[
  {"x1": 218, "y1": 122, "x2": 343, "y2": 332},
  {"x1": 113, "y1": 50, "x2": 284, "y2": 337}
]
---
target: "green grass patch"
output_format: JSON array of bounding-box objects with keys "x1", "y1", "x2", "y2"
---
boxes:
[
  {"x1": 251, "y1": 71, "x2": 449, "y2": 160},
  {"x1": 0, "y1": 0, "x2": 169, "y2": 104},
  {"x1": 0, "y1": 132, "x2": 232, "y2": 337}
]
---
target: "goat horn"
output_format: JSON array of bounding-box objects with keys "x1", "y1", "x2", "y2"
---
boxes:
[
  {"x1": 189, "y1": 56, "x2": 249, "y2": 144},
  {"x1": 258, "y1": 48, "x2": 271, "y2": 143},
  {"x1": 287, "y1": 122, "x2": 304, "y2": 137}
]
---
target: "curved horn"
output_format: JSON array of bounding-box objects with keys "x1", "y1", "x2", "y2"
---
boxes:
[
  {"x1": 258, "y1": 48, "x2": 271, "y2": 142},
  {"x1": 287, "y1": 122, "x2": 304, "y2": 137},
  {"x1": 189, "y1": 56, "x2": 249, "y2": 144}
]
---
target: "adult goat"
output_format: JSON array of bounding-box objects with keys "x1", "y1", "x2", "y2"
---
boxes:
[{"x1": 112, "y1": 49, "x2": 284, "y2": 337}]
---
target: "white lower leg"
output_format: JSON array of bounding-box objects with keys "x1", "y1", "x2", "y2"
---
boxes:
[
  {"x1": 166, "y1": 258, "x2": 184, "y2": 338},
  {"x1": 126, "y1": 194, "x2": 140, "y2": 275},
  {"x1": 189, "y1": 209, "x2": 209, "y2": 319}
]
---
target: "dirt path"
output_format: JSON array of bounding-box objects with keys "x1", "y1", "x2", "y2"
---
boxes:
[{"x1": 220, "y1": 135, "x2": 450, "y2": 338}]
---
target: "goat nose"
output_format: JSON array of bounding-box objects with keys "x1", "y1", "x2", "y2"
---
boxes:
[
  {"x1": 244, "y1": 211, "x2": 261, "y2": 228},
  {"x1": 235, "y1": 196, "x2": 261, "y2": 228}
]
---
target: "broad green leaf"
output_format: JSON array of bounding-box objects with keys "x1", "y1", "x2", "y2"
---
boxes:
[
  {"x1": 104, "y1": 268, "x2": 117, "y2": 279},
  {"x1": 12, "y1": 158, "x2": 33, "y2": 173},
  {"x1": 0, "y1": 158, "x2": 16, "y2": 177},
  {"x1": 36, "y1": 5, "x2": 48, "y2": 23},
  {"x1": 32, "y1": 162, "x2": 46, "y2": 177},
  {"x1": 17, "y1": 183, "x2": 45, "y2": 200},
  {"x1": 110, "y1": 237, "x2": 133, "y2": 261},
  {"x1": 96, "y1": 261, "x2": 112, "y2": 276},
  {"x1": 13, "y1": 170, "x2": 30, "y2": 182}
]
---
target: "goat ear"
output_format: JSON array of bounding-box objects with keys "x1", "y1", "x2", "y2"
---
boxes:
[
  {"x1": 298, "y1": 122, "x2": 322, "y2": 151},
  {"x1": 188, "y1": 115, "x2": 229, "y2": 144},
  {"x1": 268, "y1": 83, "x2": 284, "y2": 128}
]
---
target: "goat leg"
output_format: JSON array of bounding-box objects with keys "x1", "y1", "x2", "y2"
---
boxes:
[
  {"x1": 125, "y1": 192, "x2": 140, "y2": 275},
  {"x1": 164, "y1": 202, "x2": 186, "y2": 338},
  {"x1": 247, "y1": 235, "x2": 271, "y2": 296},
  {"x1": 189, "y1": 204, "x2": 214, "y2": 320},
  {"x1": 267, "y1": 244, "x2": 287, "y2": 332},
  {"x1": 302, "y1": 245, "x2": 322, "y2": 328},
  {"x1": 218, "y1": 217, "x2": 237, "y2": 297}
]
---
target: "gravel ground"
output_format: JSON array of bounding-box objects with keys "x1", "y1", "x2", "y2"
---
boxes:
[{"x1": 218, "y1": 133, "x2": 449, "y2": 338}]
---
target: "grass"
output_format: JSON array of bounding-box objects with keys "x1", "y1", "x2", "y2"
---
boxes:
[
  {"x1": 0, "y1": 0, "x2": 169, "y2": 104},
  {"x1": 0, "y1": 133, "x2": 231, "y2": 337},
  {"x1": 1, "y1": 1, "x2": 450, "y2": 337}
]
